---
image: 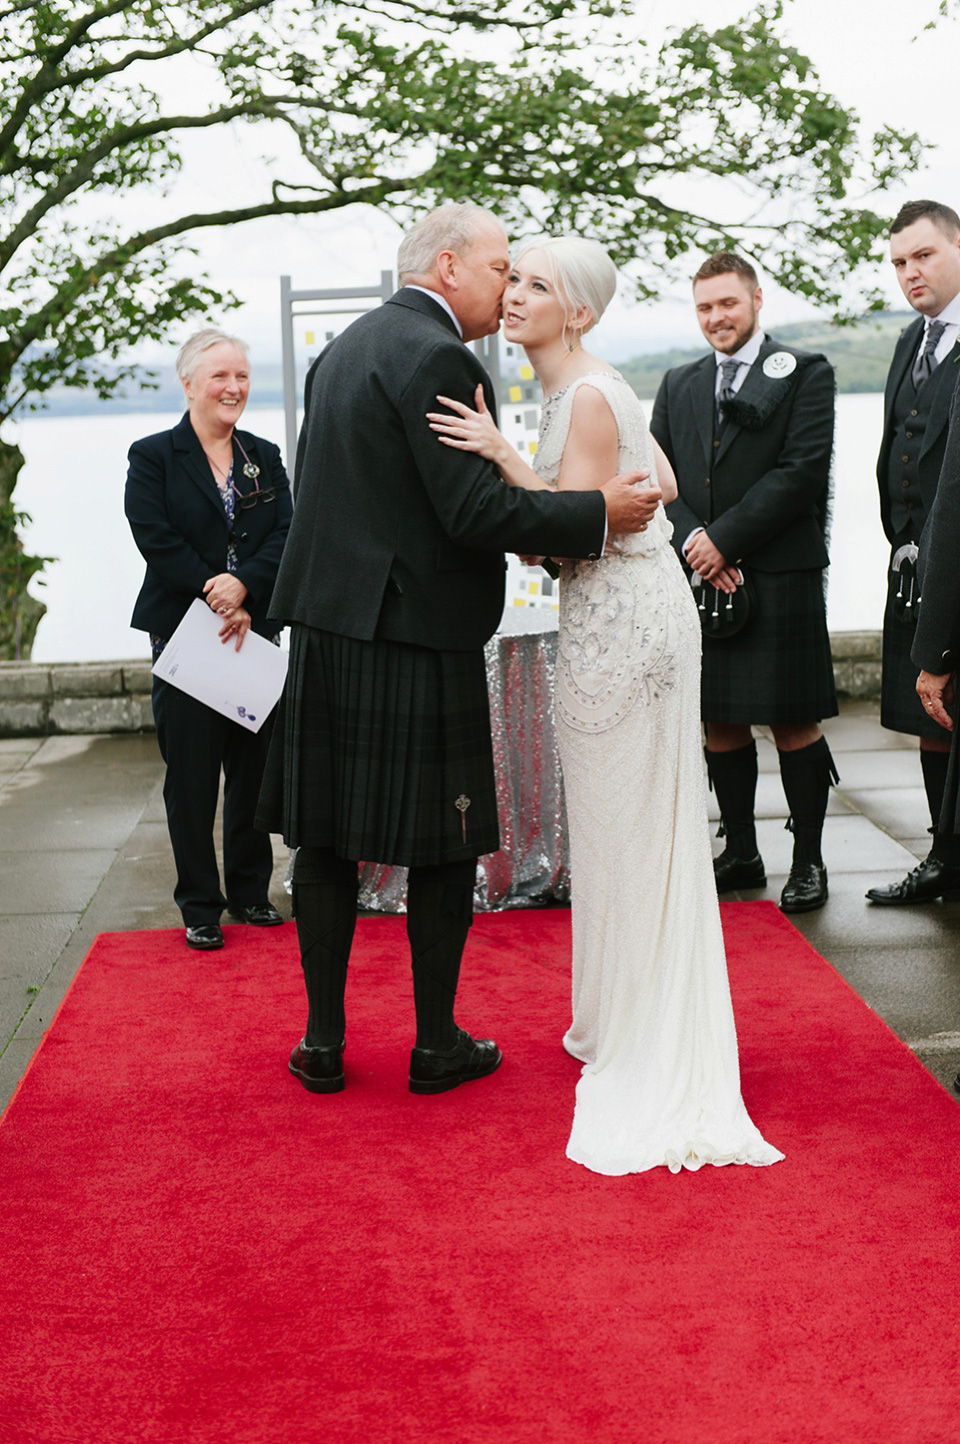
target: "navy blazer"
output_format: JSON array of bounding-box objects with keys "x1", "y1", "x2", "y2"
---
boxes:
[
  {"x1": 651, "y1": 336, "x2": 834, "y2": 574},
  {"x1": 125, "y1": 413, "x2": 292, "y2": 640},
  {"x1": 268, "y1": 288, "x2": 607, "y2": 653},
  {"x1": 876, "y1": 316, "x2": 960, "y2": 544}
]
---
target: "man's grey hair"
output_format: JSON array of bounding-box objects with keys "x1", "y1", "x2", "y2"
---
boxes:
[
  {"x1": 176, "y1": 328, "x2": 249, "y2": 383},
  {"x1": 397, "y1": 203, "x2": 503, "y2": 284}
]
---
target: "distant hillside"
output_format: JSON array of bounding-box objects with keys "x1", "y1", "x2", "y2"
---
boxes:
[
  {"x1": 618, "y1": 312, "x2": 914, "y2": 399},
  {"x1": 30, "y1": 364, "x2": 287, "y2": 418},
  {"x1": 27, "y1": 312, "x2": 914, "y2": 417}
]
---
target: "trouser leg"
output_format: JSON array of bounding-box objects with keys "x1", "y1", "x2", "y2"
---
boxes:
[
  {"x1": 921, "y1": 749, "x2": 960, "y2": 864},
  {"x1": 778, "y1": 736, "x2": 839, "y2": 868},
  {"x1": 221, "y1": 714, "x2": 275, "y2": 905},
  {"x1": 406, "y1": 858, "x2": 478, "y2": 1051},
  {"x1": 291, "y1": 845, "x2": 359, "y2": 1047},
  {"x1": 704, "y1": 740, "x2": 759, "y2": 860},
  {"x1": 152, "y1": 678, "x2": 225, "y2": 925}
]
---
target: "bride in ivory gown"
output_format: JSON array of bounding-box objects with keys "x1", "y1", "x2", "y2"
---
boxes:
[{"x1": 428, "y1": 236, "x2": 782, "y2": 1176}]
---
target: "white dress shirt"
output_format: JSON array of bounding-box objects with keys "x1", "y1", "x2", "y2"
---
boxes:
[
  {"x1": 403, "y1": 284, "x2": 463, "y2": 337},
  {"x1": 914, "y1": 291, "x2": 960, "y2": 368},
  {"x1": 684, "y1": 330, "x2": 766, "y2": 556},
  {"x1": 713, "y1": 327, "x2": 766, "y2": 397}
]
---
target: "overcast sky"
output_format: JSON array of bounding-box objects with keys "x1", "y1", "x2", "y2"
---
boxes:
[{"x1": 128, "y1": 0, "x2": 960, "y2": 367}]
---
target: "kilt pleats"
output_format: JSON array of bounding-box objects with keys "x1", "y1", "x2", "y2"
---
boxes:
[
  {"x1": 699, "y1": 567, "x2": 837, "y2": 725},
  {"x1": 257, "y1": 625, "x2": 500, "y2": 866},
  {"x1": 881, "y1": 568, "x2": 944, "y2": 740}
]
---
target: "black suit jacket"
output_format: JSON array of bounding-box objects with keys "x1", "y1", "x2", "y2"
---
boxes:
[
  {"x1": 876, "y1": 316, "x2": 960, "y2": 544},
  {"x1": 912, "y1": 371, "x2": 960, "y2": 673},
  {"x1": 125, "y1": 413, "x2": 293, "y2": 640},
  {"x1": 268, "y1": 288, "x2": 607, "y2": 652},
  {"x1": 651, "y1": 336, "x2": 834, "y2": 572}
]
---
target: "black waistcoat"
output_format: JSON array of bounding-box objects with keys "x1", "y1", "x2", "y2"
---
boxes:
[{"x1": 887, "y1": 365, "x2": 934, "y2": 539}]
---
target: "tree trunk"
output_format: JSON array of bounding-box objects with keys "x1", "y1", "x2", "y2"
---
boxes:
[{"x1": 0, "y1": 435, "x2": 48, "y2": 660}]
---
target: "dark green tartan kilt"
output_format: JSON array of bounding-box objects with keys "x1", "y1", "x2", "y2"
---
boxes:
[
  {"x1": 881, "y1": 561, "x2": 945, "y2": 740},
  {"x1": 699, "y1": 567, "x2": 838, "y2": 725},
  {"x1": 256, "y1": 624, "x2": 500, "y2": 866}
]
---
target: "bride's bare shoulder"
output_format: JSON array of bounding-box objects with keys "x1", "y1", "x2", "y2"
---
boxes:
[{"x1": 567, "y1": 377, "x2": 619, "y2": 429}]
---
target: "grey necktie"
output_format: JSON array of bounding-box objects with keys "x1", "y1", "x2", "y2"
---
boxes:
[
  {"x1": 717, "y1": 358, "x2": 741, "y2": 424},
  {"x1": 911, "y1": 319, "x2": 947, "y2": 390}
]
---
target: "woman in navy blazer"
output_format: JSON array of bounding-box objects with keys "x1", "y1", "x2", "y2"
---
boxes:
[{"x1": 125, "y1": 329, "x2": 293, "y2": 950}]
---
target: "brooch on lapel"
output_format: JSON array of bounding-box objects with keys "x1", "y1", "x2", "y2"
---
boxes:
[{"x1": 762, "y1": 351, "x2": 797, "y2": 379}]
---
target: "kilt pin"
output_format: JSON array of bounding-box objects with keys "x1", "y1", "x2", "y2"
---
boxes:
[{"x1": 651, "y1": 333, "x2": 838, "y2": 913}]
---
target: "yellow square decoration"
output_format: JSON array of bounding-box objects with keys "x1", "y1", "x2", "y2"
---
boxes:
[
  {"x1": 528, "y1": 580, "x2": 540, "y2": 595},
  {"x1": 509, "y1": 386, "x2": 522, "y2": 402},
  {"x1": 528, "y1": 442, "x2": 538, "y2": 455},
  {"x1": 520, "y1": 365, "x2": 534, "y2": 380},
  {"x1": 305, "y1": 331, "x2": 315, "y2": 346}
]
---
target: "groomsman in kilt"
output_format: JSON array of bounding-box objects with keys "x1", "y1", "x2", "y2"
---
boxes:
[
  {"x1": 912, "y1": 378, "x2": 960, "y2": 1098},
  {"x1": 651, "y1": 252, "x2": 838, "y2": 915},
  {"x1": 257, "y1": 203, "x2": 660, "y2": 1096},
  {"x1": 866, "y1": 200, "x2": 960, "y2": 907}
]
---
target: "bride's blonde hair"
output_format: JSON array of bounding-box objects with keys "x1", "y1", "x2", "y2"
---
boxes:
[{"x1": 513, "y1": 236, "x2": 617, "y2": 343}]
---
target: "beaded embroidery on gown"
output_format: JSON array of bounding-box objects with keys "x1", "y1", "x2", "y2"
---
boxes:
[{"x1": 537, "y1": 372, "x2": 783, "y2": 1176}]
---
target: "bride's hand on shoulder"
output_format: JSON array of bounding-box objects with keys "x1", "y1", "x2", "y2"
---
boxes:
[{"x1": 427, "y1": 384, "x2": 507, "y2": 464}]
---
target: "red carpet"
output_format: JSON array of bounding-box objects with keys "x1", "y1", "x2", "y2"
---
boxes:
[{"x1": 1, "y1": 903, "x2": 959, "y2": 1443}]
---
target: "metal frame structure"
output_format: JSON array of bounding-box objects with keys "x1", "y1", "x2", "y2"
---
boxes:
[
  {"x1": 279, "y1": 271, "x2": 395, "y2": 472},
  {"x1": 280, "y1": 273, "x2": 502, "y2": 472}
]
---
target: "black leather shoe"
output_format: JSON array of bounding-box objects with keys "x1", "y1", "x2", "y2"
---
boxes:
[
  {"x1": 409, "y1": 1028, "x2": 502, "y2": 1095},
  {"x1": 713, "y1": 849, "x2": 766, "y2": 893},
  {"x1": 289, "y1": 1038, "x2": 345, "y2": 1094},
  {"x1": 780, "y1": 862, "x2": 828, "y2": 914},
  {"x1": 185, "y1": 923, "x2": 224, "y2": 951},
  {"x1": 865, "y1": 855, "x2": 960, "y2": 906},
  {"x1": 227, "y1": 902, "x2": 284, "y2": 926}
]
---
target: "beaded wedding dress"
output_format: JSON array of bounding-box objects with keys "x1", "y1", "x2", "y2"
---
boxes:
[{"x1": 537, "y1": 372, "x2": 783, "y2": 1176}]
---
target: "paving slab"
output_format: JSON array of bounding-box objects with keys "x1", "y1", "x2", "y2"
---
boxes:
[
  {"x1": 840, "y1": 786, "x2": 931, "y2": 842},
  {"x1": 820, "y1": 708, "x2": 915, "y2": 752},
  {"x1": 788, "y1": 876, "x2": 960, "y2": 951},
  {"x1": 0, "y1": 850, "x2": 118, "y2": 914},
  {"x1": 744, "y1": 813, "x2": 920, "y2": 877},
  {"x1": 828, "y1": 747, "x2": 923, "y2": 792}
]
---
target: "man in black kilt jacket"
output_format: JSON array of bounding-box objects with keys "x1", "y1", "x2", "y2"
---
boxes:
[
  {"x1": 257, "y1": 203, "x2": 660, "y2": 1095},
  {"x1": 866, "y1": 200, "x2": 960, "y2": 907},
  {"x1": 913, "y1": 375, "x2": 960, "y2": 1093},
  {"x1": 651, "y1": 252, "x2": 838, "y2": 915}
]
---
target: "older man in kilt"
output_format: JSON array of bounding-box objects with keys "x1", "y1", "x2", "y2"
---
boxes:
[
  {"x1": 866, "y1": 200, "x2": 960, "y2": 907},
  {"x1": 651, "y1": 252, "x2": 838, "y2": 915},
  {"x1": 257, "y1": 203, "x2": 659, "y2": 1095}
]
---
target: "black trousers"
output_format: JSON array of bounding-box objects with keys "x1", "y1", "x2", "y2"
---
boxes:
[{"x1": 152, "y1": 677, "x2": 275, "y2": 925}]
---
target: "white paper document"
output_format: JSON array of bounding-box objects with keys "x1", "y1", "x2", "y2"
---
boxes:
[{"x1": 152, "y1": 598, "x2": 288, "y2": 733}]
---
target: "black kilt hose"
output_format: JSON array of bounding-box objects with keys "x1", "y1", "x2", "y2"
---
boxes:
[
  {"x1": 257, "y1": 625, "x2": 500, "y2": 866},
  {"x1": 700, "y1": 567, "x2": 838, "y2": 725}
]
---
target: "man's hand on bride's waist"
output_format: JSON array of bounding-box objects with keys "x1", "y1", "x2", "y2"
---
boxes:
[{"x1": 600, "y1": 471, "x2": 661, "y2": 535}]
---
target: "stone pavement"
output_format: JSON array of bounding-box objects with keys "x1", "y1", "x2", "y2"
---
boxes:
[{"x1": 2, "y1": 700, "x2": 959, "y2": 1113}]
